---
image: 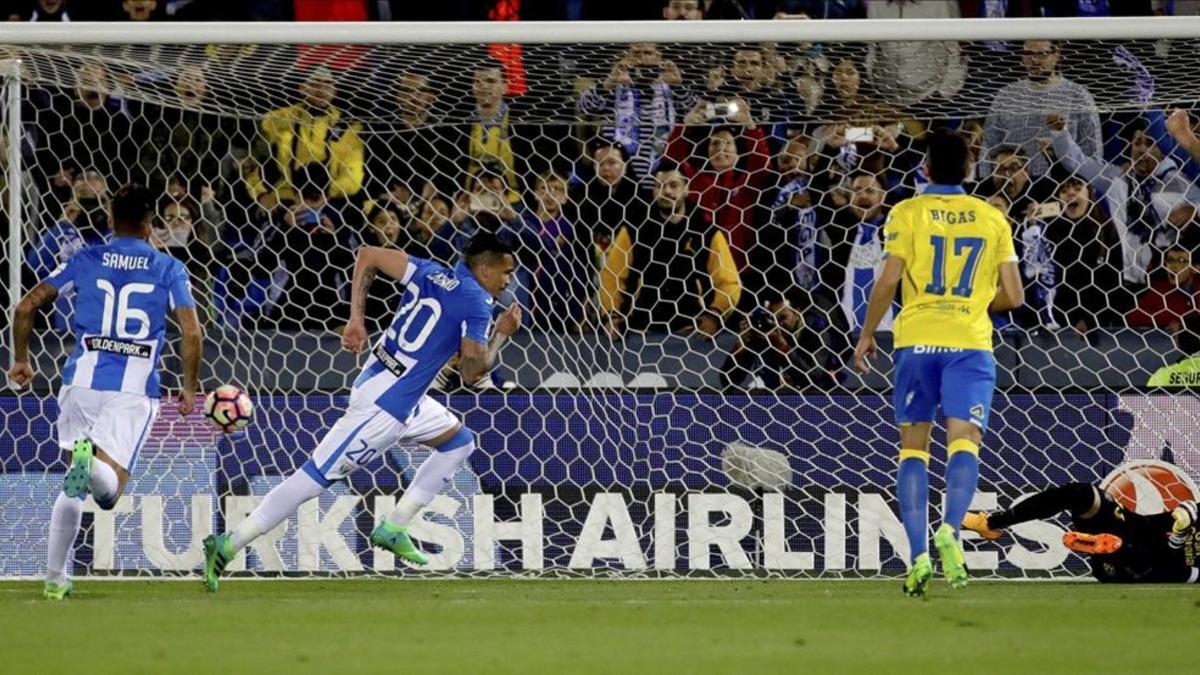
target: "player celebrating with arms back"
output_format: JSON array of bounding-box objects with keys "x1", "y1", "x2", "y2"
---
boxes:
[
  {"x1": 854, "y1": 129, "x2": 1024, "y2": 597},
  {"x1": 203, "y1": 233, "x2": 520, "y2": 592},
  {"x1": 7, "y1": 185, "x2": 204, "y2": 600}
]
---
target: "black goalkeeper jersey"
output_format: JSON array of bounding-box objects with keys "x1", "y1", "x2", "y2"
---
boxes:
[{"x1": 1077, "y1": 501, "x2": 1200, "y2": 584}]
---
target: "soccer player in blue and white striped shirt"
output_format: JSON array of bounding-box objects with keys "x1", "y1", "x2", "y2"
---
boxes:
[
  {"x1": 8, "y1": 184, "x2": 203, "y2": 600},
  {"x1": 202, "y1": 232, "x2": 521, "y2": 592}
]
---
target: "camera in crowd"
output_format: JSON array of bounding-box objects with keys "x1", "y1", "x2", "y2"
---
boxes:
[
  {"x1": 720, "y1": 299, "x2": 839, "y2": 390},
  {"x1": 705, "y1": 100, "x2": 741, "y2": 122},
  {"x1": 748, "y1": 306, "x2": 777, "y2": 333},
  {"x1": 630, "y1": 64, "x2": 664, "y2": 85}
]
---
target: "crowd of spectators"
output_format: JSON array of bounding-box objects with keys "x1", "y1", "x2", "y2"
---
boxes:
[
  {"x1": 10, "y1": 0, "x2": 1200, "y2": 390},
  {"x1": 0, "y1": 0, "x2": 1187, "y2": 22}
]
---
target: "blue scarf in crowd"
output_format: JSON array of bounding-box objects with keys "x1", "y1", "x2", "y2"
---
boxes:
[
  {"x1": 612, "y1": 83, "x2": 675, "y2": 174},
  {"x1": 773, "y1": 177, "x2": 820, "y2": 290},
  {"x1": 1019, "y1": 219, "x2": 1060, "y2": 328},
  {"x1": 842, "y1": 214, "x2": 892, "y2": 331}
]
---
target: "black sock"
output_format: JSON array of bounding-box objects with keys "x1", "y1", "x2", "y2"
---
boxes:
[{"x1": 988, "y1": 483, "x2": 1099, "y2": 530}]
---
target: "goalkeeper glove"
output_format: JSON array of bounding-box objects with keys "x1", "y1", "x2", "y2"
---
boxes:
[{"x1": 1169, "y1": 500, "x2": 1197, "y2": 550}]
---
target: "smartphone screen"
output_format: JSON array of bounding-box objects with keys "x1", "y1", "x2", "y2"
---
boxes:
[
  {"x1": 845, "y1": 127, "x2": 874, "y2": 143},
  {"x1": 1036, "y1": 202, "x2": 1062, "y2": 219}
]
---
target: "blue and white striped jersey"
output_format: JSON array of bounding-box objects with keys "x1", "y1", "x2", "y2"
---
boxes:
[
  {"x1": 353, "y1": 256, "x2": 494, "y2": 422},
  {"x1": 44, "y1": 236, "x2": 196, "y2": 398}
]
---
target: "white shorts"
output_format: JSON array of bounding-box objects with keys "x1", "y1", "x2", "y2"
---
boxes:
[
  {"x1": 304, "y1": 392, "x2": 460, "y2": 486},
  {"x1": 56, "y1": 385, "x2": 161, "y2": 472}
]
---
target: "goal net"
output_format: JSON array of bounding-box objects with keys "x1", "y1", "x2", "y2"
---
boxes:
[{"x1": 1, "y1": 20, "x2": 1198, "y2": 579}]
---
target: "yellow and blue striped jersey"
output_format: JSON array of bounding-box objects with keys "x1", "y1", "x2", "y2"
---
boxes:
[{"x1": 882, "y1": 185, "x2": 1017, "y2": 352}]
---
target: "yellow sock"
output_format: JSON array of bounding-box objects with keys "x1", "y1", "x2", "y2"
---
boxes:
[
  {"x1": 947, "y1": 438, "x2": 979, "y2": 457},
  {"x1": 899, "y1": 448, "x2": 931, "y2": 463}
]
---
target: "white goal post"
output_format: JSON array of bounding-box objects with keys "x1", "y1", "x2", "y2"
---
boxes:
[
  {"x1": 5, "y1": 17, "x2": 1200, "y2": 43},
  {"x1": 1, "y1": 18, "x2": 1198, "y2": 580}
]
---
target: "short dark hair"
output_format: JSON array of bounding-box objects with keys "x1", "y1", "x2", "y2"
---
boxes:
[
  {"x1": 1057, "y1": 174, "x2": 1087, "y2": 192},
  {"x1": 588, "y1": 137, "x2": 630, "y2": 162},
  {"x1": 424, "y1": 191, "x2": 451, "y2": 212},
  {"x1": 371, "y1": 204, "x2": 402, "y2": 226},
  {"x1": 846, "y1": 170, "x2": 883, "y2": 190},
  {"x1": 652, "y1": 159, "x2": 683, "y2": 178},
  {"x1": 989, "y1": 144, "x2": 1025, "y2": 162},
  {"x1": 537, "y1": 169, "x2": 568, "y2": 186},
  {"x1": 1120, "y1": 117, "x2": 1150, "y2": 142},
  {"x1": 463, "y1": 231, "x2": 516, "y2": 269},
  {"x1": 476, "y1": 160, "x2": 507, "y2": 183},
  {"x1": 925, "y1": 127, "x2": 970, "y2": 185},
  {"x1": 709, "y1": 124, "x2": 740, "y2": 141},
  {"x1": 158, "y1": 195, "x2": 198, "y2": 221},
  {"x1": 110, "y1": 184, "x2": 154, "y2": 232}
]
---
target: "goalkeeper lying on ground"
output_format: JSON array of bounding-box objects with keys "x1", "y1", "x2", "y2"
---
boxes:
[{"x1": 964, "y1": 484, "x2": 1199, "y2": 583}]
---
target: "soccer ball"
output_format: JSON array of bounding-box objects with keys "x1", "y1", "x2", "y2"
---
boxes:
[
  {"x1": 1101, "y1": 459, "x2": 1198, "y2": 514},
  {"x1": 203, "y1": 384, "x2": 254, "y2": 433}
]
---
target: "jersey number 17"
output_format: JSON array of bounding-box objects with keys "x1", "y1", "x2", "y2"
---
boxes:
[{"x1": 924, "y1": 235, "x2": 986, "y2": 298}]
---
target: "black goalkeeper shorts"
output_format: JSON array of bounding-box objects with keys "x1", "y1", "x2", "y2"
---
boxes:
[{"x1": 1073, "y1": 491, "x2": 1181, "y2": 582}]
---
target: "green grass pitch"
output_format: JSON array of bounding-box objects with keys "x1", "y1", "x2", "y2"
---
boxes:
[{"x1": 0, "y1": 579, "x2": 1194, "y2": 673}]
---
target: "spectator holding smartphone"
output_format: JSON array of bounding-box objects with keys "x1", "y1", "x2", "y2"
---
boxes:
[
  {"x1": 1048, "y1": 111, "x2": 1200, "y2": 286},
  {"x1": 813, "y1": 57, "x2": 921, "y2": 183},
  {"x1": 982, "y1": 145, "x2": 1054, "y2": 224},
  {"x1": 667, "y1": 98, "x2": 771, "y2": 270},
  {"x1": 579, "y1": 43, "x2": 696, "y2": 186},
  {"x1": 719, "y1": 299, "x2": 834, "y2": 390},
  {"x1": 706, "y1": 47, "x2": 784, "y2": 128},
  {"x1": 983, "y1": 40, "x2": 1101, "y2": 178}
]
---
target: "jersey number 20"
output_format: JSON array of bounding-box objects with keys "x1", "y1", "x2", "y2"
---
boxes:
[
  {"x1": 388, "y1": 282, "x2": 443, "y2": 352},
  {"x1": 925, "y1": 235, "x2": 986, "y2": 297}
]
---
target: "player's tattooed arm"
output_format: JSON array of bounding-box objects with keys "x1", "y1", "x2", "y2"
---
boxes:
[
  {"x1": 350, "y1": 246, "x2": 411, "y2": 316},
  {"x1": 459, "y1": 339, "x2": 489, "y2": 384},
  {"x1": 7, "y1": 282, "x2": 59, "y2": 387},
  {"x1": 345, "y1": 246, "x2": 411, "y2": 353},
  {"x1": 460, "y1": 305, "x2": 522, "y2": 384}
]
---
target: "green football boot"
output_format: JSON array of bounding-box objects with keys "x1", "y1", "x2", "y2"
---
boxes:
[
  {"x1": 203, "y1": 533, "x2": 235, "y2": 593},
  {"x1": 902, "y1": 552, "x2": 933, "y2": 598},
  {"x1": 370, "y1": 521, "x2": 429, "y2": 566},
  {"x1": 42, "y1": 579, "x2": 73, "y2": 600},
  {"x1": 934, "y1": 523, "x2": 969, "y2": 589},
  {"x1": 62, "y1": 438, "x2": 94, "y2": 499}
]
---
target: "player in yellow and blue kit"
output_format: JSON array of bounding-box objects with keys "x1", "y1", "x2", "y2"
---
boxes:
[{"x1": 854, "y1": 129, "x2": 1024, "y2": 597}]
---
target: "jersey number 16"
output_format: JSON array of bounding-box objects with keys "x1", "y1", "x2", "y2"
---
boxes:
[{"x1": 96, "y1": 279, "x2": 154, "y2": 339}]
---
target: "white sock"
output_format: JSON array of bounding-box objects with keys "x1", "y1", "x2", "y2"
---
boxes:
[
  {"x1": 228, "y1": 470, "x2": 325, "y2": 552},
  {"x1": 47, "y1": 492, "x2": 84, "y2": 583},
  {"x1": 387, "y1": 442, "x2": 473, "y2": 527},
  {"x1": 90, "y1": 460, "x2": 119, "y2": 507}
]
